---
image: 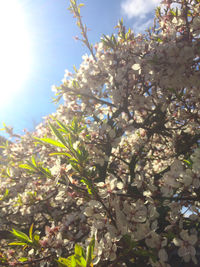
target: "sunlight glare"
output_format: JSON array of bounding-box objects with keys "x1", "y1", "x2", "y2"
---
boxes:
[{"x1": 0, "y1": 0, "x2": 32, "y2": 107}]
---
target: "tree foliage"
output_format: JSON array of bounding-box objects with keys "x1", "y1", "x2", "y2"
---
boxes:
[{"x1": 0, "y1": 0, "x2": 200, "y2": 266}]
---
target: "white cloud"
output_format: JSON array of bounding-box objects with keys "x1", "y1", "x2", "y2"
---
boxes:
[
  {"x1": 121, "y1": 0, "x2": 161, "y2": 19},
  {"x1": 120, "y1": 0, "x2": 181, "y2": 34}
]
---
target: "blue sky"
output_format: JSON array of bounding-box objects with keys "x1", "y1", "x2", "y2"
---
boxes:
[{"x1": 0, "y1": 0, "x2": 160, "y2": 138}]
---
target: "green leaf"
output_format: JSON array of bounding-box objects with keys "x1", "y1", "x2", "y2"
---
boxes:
[
  {"x1": 19, "y1": 160, "x2": 52, "y2": 178},
  {"x1": 121, "y1": 234, "x2": 136, "y2": 249},
  {"x1": 29, "y1": 223, "x2": 34, "y2": 240},
  {"x1": 49, "y1": 122, "x2": 68, "y2": 148},
  {"x1": 157, "y1": 38, "x2": 163, "y2": 43},
  {"x1": 74, "y1": 256, "x2": 86, "y2": 267},
  {"x1": 19, "y1": 164, "x2": 35, "y2": 171},
  {"x1": 32, "y1": 231, "x2": 40, "y2": 247},
  {"x1": 34, "y1": 137, "x2": 66, "y2": 148},
  {"x1": 10, "y1": 228, "x2": 32, "y2": 244},
  {"x1": 75, "y1": 244, "x2": 84, "y2": 257},
  {"x1": 36, "y1": 165, "x2": 52, "y2": 178},
  {"x1": 86, "y1": 236, "x2": 95, "y2": 266},
  {"x1": 73, "y1": 65, "x2": 77, "y2": 72},
  {"x1": 170, "y1": 9, "x2": 176, "y2": 16},
  {"x1": 60, "y1": 153, "x2": 75, "y2": 159},
  {"x1": 70, "y1": 162, "x2": 80, "y2": 172},
  {"x1": 26, "y1": 161, "x2": 38, "y2": 171},
  {"x1": 54, "y1": 118, "x2": 70, "y2": 134},
  {"x1": 41, "y1": 167, "x2": 52, "y2": 177},
  {"x1": 52, "y1": 94, "x2": 63, "y2": 104},
  {"x1": 0, "y1": 188, "x2": 9, "y2": 201},
  {"x1": 56, "y1": 258, "x2": 69, "y2": 267},
  {"x1": 183, "y1": 159, "x2": 192, "y2": 166},
  {"x1": 18, "y1": 257, "x2": 28, "y2": 262},
  {"x1": 49, "y1": 152, "x2": 72, "y2": 156},
  {"x1": 56, "y1": 256, "x2": 76, "y2": 267},
  {"x1": 33, "y1": 232, "x2": 40, "y2": 242},
  {"x1": 68, "y1": 255, "x2": 77, "y2": 267},
  {"x1": 31, "y1": 155, "x2": 37, "y2": 167},
  {"x1": 8, "y1": 242, "x2": 28, "y2": 246},
  {"x1": 6, "y1": 167, "x2": 11, "y2": 176},
  {"x1": 80, "y1": 178, "x2": 95, "y2": 195}
]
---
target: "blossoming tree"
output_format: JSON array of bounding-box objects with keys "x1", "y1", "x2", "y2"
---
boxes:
[{"x1": 0, "y1": 0, "x2": 200, "y2": 266}]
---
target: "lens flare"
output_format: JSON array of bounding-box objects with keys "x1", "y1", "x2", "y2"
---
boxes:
[{"x1": 0, "y1": 0, "x2": 32, "y2": 107}]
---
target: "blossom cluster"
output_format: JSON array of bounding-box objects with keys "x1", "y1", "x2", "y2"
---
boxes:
[{"x1": 0, "y1": 0, "x2": 200, "y2": 266}]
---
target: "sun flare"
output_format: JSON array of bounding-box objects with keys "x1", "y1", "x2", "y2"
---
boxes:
[{"x1": 0, "y1": 0, "x2": 32, "y2": 107}]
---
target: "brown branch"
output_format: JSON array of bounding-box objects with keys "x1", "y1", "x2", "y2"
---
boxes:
[{"x1": 70, "y1": 1, "x2": 97, "y2": 61}]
